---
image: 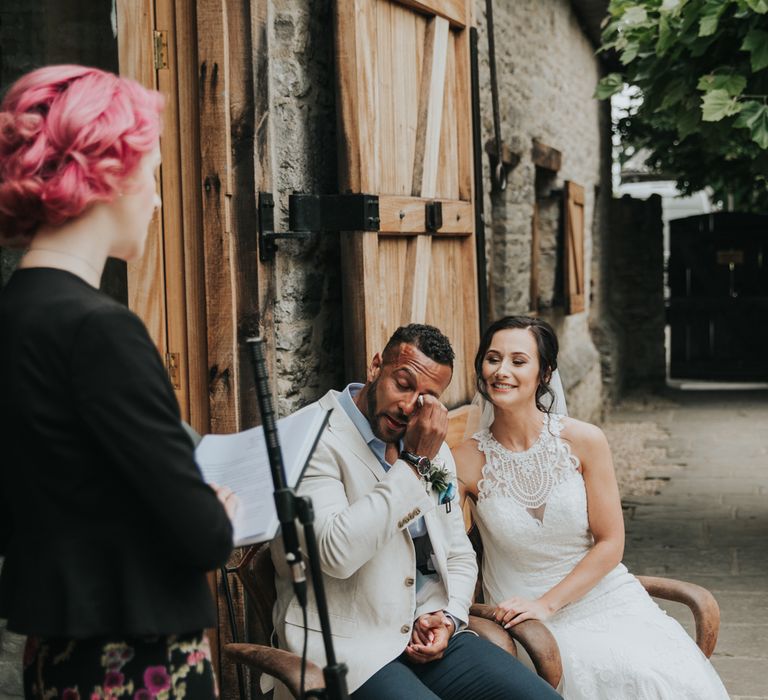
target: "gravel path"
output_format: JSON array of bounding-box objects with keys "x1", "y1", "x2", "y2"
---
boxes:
[{"x1": 603, "y1": 392, "x2": 680, "y2": 497}]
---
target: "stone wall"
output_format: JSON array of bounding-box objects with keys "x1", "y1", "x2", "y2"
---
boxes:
[
  {"x1": 604, "y1": 194, "x2": 666, "y2": 397},
  {"x1": 474, "y1": 0, "x2": 609, "y2": 421},
  {"x1": 265, "y1": 0, "x2": 346, "y2": 416}
]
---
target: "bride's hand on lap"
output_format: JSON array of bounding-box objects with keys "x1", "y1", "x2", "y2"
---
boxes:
[{"x1": 495, "y1": 596, "x2": 553, "y2": 628}]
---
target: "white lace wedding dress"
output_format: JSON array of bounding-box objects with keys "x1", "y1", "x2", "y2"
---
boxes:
[{"x1": 472, "y1": 415, "x2": 730, "y2": 700}]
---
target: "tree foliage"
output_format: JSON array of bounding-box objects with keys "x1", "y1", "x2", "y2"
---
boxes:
[{"x1": 597, "y1": 0, "x2": 768, "y2": 211}]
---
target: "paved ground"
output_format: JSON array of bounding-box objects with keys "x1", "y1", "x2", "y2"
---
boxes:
[{"x1": 617, "y1": 388, "x2": 768, "y2": 700}]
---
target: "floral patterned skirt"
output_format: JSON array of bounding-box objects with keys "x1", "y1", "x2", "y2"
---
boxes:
[{"x1": 23, "y1": 631, "x2": 217, "y2": 699}]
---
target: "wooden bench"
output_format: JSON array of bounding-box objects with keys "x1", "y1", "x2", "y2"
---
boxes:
[{"x1": 223, "y1": 405, "x2": 720, "y2": 696}]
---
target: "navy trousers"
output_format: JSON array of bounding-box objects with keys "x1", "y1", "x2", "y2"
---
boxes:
[{"x1": 350, "y1": 632, "x2": 561, "y2": 700}]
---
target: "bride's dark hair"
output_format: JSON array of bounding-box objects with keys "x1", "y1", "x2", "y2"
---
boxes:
[{"x1": 474, "y1": 316, "x2": 559, "y2": 414}]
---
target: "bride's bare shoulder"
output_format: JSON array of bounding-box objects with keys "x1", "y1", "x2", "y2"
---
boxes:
[{"x1": 559, "y1": 416, "x2": 609, "y2": 451}]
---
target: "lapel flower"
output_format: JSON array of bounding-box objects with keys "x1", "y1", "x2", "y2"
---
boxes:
[
  {"x1": 438, "y1": 480, "x2": 457, "y2": 506},
  {"x1": 423, "y1": 457, "x2": 457, "y2": 511}
]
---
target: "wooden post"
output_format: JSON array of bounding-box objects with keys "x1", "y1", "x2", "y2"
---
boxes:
[{"x1": 197, "y1": 0, "x2": 240, "y2": 434}]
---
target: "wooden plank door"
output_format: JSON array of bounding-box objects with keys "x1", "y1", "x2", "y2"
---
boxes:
[
  {"x1": 335, "y1": 0, "x2": 478, "y2": 409},
  {"x1": 115, "y1": 0, "x2": 208, "y2": 430}
]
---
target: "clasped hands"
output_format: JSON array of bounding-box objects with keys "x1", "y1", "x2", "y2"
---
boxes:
[{"x1": 404, "y1": 611, "x2": 455, "y2": 663}]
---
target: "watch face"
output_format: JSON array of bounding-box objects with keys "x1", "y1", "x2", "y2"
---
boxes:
[{"x1": 416, "y1": 457, "x2": 431, "y2": 476}]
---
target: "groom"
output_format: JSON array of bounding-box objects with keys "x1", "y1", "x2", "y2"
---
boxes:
[{"x1": 271, "y1": 324, "x2": 560, "y2": 699}]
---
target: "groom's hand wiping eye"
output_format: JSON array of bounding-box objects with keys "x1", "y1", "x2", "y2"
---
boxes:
[{"x1": 403, "y1": 394, "x2": 448, "y2": 460}]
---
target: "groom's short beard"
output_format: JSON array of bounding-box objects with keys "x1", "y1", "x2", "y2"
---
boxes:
[{"x1": 366, "y1": 377, "x2": 407, "y2": 443}]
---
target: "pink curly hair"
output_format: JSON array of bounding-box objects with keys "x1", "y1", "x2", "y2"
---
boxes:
[{"x1": 0, "y1": 65, "x2": 164, "y2": 243}]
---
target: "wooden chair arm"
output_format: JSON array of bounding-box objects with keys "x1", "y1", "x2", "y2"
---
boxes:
[
  {"x1": 637, "y1": 576, "x2": 720, "y2": 658},
  {"x1": 468, "y1": 614, "x2": 518, "y2": 657},
  {"x1": 470, "y1": 603, "x2": 562, "y2": 689},
  {"x1": 224, "y1": 643, "x2": 325, "y2": 698}
]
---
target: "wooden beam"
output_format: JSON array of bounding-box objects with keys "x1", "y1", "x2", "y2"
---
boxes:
[
  {"x1": 394, "y1": 0, "x2": 468, "y2": 28},
  {"x1": 401, "y1": 235, "x2": 433, "y2": 324},
  {"x1": 412, "y1": 15, "x2": 450, "y2": 198},
  {"x1": 530, "y1": 200, "x2": 540, "y2": 313},
  {"x1": 334, "y1": 0, "x2": 380, "y2": 193},
  {"x1": 378, "y1": 196, "x2": 473, "y2": 235},
  {"x1": 155, "y1": 0, "x2": 191, "y2": 421},
  {"x1": 197, "y1": 0, "x2": 240, "y2": 433},
  {"x1": 455, "y1": 27, "x2": 473, "y2": 201},
  {"x1": 341, "y1": 231, "x2": 380, "y2": 382},
  {"x1": 175, "y1": 0, "x2": 210, "y2": 433},
  {"x1": 227, "y1": 0, "x2": 260, "y2": 430},
  {"x1": 532, "y1": 139, "x2": 562, "y2": 172}
]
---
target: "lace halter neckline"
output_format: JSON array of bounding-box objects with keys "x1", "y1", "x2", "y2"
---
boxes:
[{"x1": 474, "y1": 414, "x2": 580, "y2": 510}]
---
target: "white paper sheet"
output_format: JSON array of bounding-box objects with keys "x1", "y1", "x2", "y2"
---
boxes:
[{"x1": 195, "y1": 403, "x2": 330, "y2": 546}]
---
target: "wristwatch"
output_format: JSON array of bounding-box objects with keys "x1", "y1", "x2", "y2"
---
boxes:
[{"x1": 400, "y1": 450, "x2": 432, "y2": 477}]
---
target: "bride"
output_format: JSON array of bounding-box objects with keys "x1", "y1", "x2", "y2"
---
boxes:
[{"x1": 452, "y1": 316, "x2": 729, "y2": 699}]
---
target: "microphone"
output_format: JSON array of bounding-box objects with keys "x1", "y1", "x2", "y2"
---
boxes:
[{"x1": 246, "y1": 337, "x2": 307, "y2": 606}]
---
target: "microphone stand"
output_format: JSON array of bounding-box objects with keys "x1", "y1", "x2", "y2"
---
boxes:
[{"x1": 247, "y1": 337, "x2": 349, "y2": 700}]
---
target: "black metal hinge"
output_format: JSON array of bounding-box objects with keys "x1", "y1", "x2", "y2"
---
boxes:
[{"x1": 258, "y1": 192, "x2": 380, "y2": 263}]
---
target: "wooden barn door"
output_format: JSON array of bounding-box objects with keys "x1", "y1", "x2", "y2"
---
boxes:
[
  {"x1": 115, "y1": 0, "x2": 208, "y2": 430},
  {"x1": 116, "y1": 4, "x2": 258, "y2": 695},
  {"x1": 334, "y1": 0, "x2": 479, "y2": 409}
]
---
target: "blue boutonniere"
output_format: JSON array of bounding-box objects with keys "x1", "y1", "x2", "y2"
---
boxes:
[
  {"x1": 439, "y1": 481, "x2": 457, "y2": 507},
  {"x1": 401, "y1": 451, "x2": 458, "y2": 513},
  {"x1": 422, "y1": 457, "x2": 457, "y2": 513}
]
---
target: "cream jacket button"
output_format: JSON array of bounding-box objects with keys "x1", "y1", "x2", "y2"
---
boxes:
[
  {"x1": 404, "y1": 577, "x2": 415, "y2": 587},
  {"x1": 400, "y1": 624, "x2": 410, "y2": 634}
]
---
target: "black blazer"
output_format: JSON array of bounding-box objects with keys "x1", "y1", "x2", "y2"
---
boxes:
[{"x1": 0, "y1": 268, "x2": 232, "y2": 637}]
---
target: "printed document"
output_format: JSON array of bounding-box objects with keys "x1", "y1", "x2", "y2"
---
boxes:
[{"x1": 195, "y1": 403, "x2": 330, "y2": 546}]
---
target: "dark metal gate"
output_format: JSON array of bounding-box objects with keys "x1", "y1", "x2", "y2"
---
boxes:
[{"x1": 669, "y1": 212, "x2": 768, "y2": 380}]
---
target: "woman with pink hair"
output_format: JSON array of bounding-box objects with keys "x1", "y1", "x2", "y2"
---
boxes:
[{"x1": 0, "y1": 65, "x2": 236, "y2": 699}]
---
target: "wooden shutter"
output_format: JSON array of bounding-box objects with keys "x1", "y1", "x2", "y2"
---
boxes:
[
  {"x1": 334, "y1": 0, "x2": 478, "y2": 408},
  {"x1": 564, "y1": 181, "x2": 585, "y2": 315}
]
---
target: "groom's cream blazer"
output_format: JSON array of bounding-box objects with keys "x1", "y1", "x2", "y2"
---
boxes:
[{"x1": 271, "y1": 389, "x2": 477, "y2": 695}]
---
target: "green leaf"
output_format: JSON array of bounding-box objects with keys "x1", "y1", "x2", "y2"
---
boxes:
[
  {"x1": 595, "y1": 73, "x2": 625, "y2": 99},
  {"x1": 659, "y1": 78, "x2": 689, "y2": 110},
  {"x1": 699, "y1": 0, "x2": 726, "y2": 36},
  {"x1": 734, "y1": 100, "x2": 768, "y2": 148},
  {"x1": 701, "y1": 89, "x2": 743, "y2": 121},
  {"x1": 656, "y1": 14, "x2": 675, "y2": 55},
  {"x1": 677, "y1": 105, "x2": 701, "y2": 138},
  {"x1": 621, "y1": 41, "x2": 641, "y2": 64},
  {"x1": 697, "y1": 73, "x2": 747, "y2": 96},
  {"x1": 662, "y1": 0, "x2": 685, "y2": 12},
  {"x1": 622, "y1": 6, "x2": 649, "y2": 25},
  {"x1": 741, "y1": 30, "x2": 768, "y2": 71},
  {"x1": 746, "y1": 0, "x2": 768, "y2": 12}
]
